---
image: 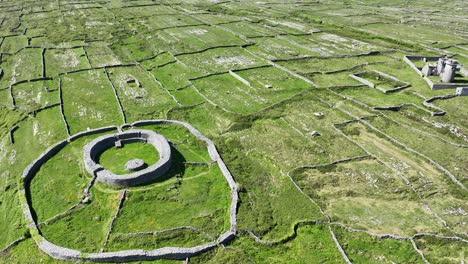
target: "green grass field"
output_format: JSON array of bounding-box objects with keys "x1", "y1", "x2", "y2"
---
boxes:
[
  {"x1": 98, "y1": 142, "x2": 159, "y2": 175},
  {"x1": 0, "y1": 0, "x2": 467, "y2": 263}
]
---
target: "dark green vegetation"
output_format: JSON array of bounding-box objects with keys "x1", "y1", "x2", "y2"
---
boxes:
[
  {"x1": 98, "y1": 142, "x2": 159, "y2": 175},
  {"x1": 0, "y1": 0, "x2": 467, "y2": 263}
]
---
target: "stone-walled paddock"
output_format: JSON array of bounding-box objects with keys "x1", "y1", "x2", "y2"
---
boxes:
[
  {"x1": 83, "y1": 129, "x2": 172, "y2": 187},
  {"x1": 20, "y1": 120, "x2": 238, "y2": 262}
]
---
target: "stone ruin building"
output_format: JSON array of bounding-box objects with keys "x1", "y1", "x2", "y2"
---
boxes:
[{"x1": 422, "y1": 56, "x2": 459, "y2": 83}]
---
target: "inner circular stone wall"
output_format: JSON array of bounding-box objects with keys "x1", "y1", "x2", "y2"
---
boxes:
[{"x1": 83, "y1": 129, "x2": 171, "y2": 187}]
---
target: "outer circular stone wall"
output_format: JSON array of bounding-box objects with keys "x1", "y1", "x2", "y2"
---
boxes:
[
  {"x1": 83, "y1": 129, "x2": 171, "y2": 187},
  {"x1": 20, "y1": 120, "x2": 238, "y2": 262}
]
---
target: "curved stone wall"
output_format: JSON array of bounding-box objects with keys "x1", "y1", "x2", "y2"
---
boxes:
[
  {"x1": 83, "y1": 129, "x2": 172, "y2": 187},
  {"x1": 20, "y1": 120, "x2": 238, "y2": 262}
]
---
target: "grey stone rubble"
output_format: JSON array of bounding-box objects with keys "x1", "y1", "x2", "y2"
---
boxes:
[
  {"x1": 456, "y1": 87, "x2": 468, "y2": 96},
  {"x1": 83, "y1": 129, "x2": 172, "y2": 187},
  {"x1": 125, "y1": 159, "x2": 146, "y2": 171},
  {"x1": 19, "y1": 120, "x2": 238, "y2": 262}
]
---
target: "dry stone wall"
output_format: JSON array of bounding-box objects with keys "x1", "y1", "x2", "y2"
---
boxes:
[
  {"x1": 83, "y1": 129, "x2": 172, "y2": 187},
  {"x1": 19, "y1": 120, "x2": 238, "y2": 262}
]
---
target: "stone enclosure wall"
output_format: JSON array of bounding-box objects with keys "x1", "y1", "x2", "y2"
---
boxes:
[
  {"x1": 19, "y1": 120, "x2": 238, "y2": 262},
  {"x1": 83, "y1": 129, "x2": 172, "y2": 187}
]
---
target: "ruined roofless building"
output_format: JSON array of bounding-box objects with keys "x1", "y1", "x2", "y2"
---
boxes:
[
  {"x1": 421, "y1": 56, "x2": 459, "y2": 83},
  {"x1": 440, "y1": 59, "x2": 458, "y2": 83}
]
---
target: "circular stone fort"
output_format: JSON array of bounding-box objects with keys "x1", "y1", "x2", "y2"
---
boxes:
[
  {"x1": 20, "y1": 120, "x2": 238, "y2": 262},
  {"x1": 83, "y1": 129, "x2": 172, "y2": 187}
]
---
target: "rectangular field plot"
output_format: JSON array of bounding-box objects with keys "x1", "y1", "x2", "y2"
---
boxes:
[
  {"x1": 160, "y1": 25, "x2": 249, "y2": 54},
  {"x1": 106, "y1": 65, "x2": 177, "y2": 122},
  {"x1": 170, "y1": 86, "x2": 205, "y2": 106},
  {"x1": 362, "y1": 23, "x2": 466, "y2": 47},
  {"x1": 140, "y1": 52, "x2": 175, "y2": 70},
  {"x1": 0, "y1": 35, "x2": 28, "y2": 54},
  {"x1": 139, "y1": 14, "x2": 203, "y2": 30},
  {"x1": 287, "y1": 33, "x2": 378, "y2": 56},
  {"x1": 12, "y1": 79, "x2": 59, "y2": 111},
  {"x1": 339, "y1": 121, "x2": 468, "y2": 234},
  {"x1": 106, "y1": 228, "x2": 211, "y2": 251},
  {"x1": 263, "y1": 19, "x2": 320, "y2": 35},
  {"x1": 6, "y1": 107, "x2": 68, "y2": 175},
  {"x1": 176, "y1": 47, "x2": 266, "y2": 73},
  {"x1": 414, "y1": 236, "x2": 468, "y2": 264},
  {"x1": 192, "y1": 66, "x2": 311, "y2": 114},
  {"x1": 61, "y1": 69, "x2": 123, "y2": 134},
  {"x1": 227, "y1": 225, "x2": 344, "y2": 263},
  {"x1": 276, "y1": 54, "x2": 393, "y2": 74},
  {"x1": 85, "y1": 41, "x2": 122, "y2": 68},
  {"x1": 332, "y1": 86, "x2": 424, "y2": 109},
  {"x1": 332, "y1": 226, "x2": 425, "y2": 263},
  {"x1": 40, "y1": 190, "x2": 121, "y2": 252},
  {"x1": 45, "y1": 48, "x2": 90, "y2": 77},
  {"x1": 29, "y1": 141, "x2": 90, "y2": 223},
  {"x1": 111, "y1": 5, "x2": 177, "y2": 18},
  {"x1": 193, "y1": 13, "x2": 241, "y2": 24},
  {"x1": 151, "y1": 61, "x2": 205, "y2": 90},
  {"x1": 221, "y1": 21, "x2": 284, "y2": 38},
  {"x1": 227, "y1": 97, "x2": 367, "y2": 169},
  {"x1": 363, "y1": 60, "x2": 441, "y2": 96},
  {"x1": 110, "y1": 35, "x2": 159, "y2": 62},
  {"x1": 111, "y1": 165, "x2": 230, "y2": 235},
  {"x1": 1, "y1": 48, "x2": 43, "y2": 86},
  {"x1": 246, "y1": 37, "x2": 321, "y2": 60},
  {"x1": 292, "y1": 158, "x2": 444, "y2": 236},
  {"x1": 30, "y1": 36, "x2": 85, "y2": 49},
  {"x1": 222, "y1": 137, "x2": 325, "y2": 240},
  {"x1": 364, "y1": 115, "x2": 468, "y2": 187}
]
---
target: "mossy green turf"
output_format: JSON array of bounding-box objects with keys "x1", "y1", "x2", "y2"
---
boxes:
[
  {"x1": 98, "y1": 142, "x2": 159, "y2": 175},
  {"x1": 1, "y1": 0, "x2": 467, "y2": 263}
]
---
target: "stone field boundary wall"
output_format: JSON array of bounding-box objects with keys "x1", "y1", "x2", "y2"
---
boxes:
[
  {"x1": 349, "y1": 70, "x2": 411, "y2": 94},
  {"x1": 19, "y1": 120, "x2": 238, "y2": 262}
]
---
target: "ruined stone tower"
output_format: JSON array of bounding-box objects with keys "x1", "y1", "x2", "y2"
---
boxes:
[{"x1": 441, "y1": 59, "x2": 458, "y2": 83}]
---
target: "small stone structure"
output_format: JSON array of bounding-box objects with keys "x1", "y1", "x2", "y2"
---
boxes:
[
  {"x1": 83, "y1": 129, "x2": 171, "y2": 187},
  {"x1": 456, "y1": 87, "x2": 468, "y2": 96},
  {"x1": 125, "y1": 158, "x2": 146, "y2": 171},
  {"x1": 126, "y1": 78, "x2": 142, "y2": 88}
]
